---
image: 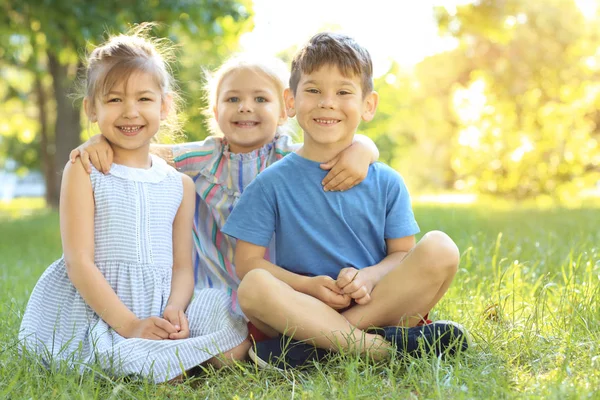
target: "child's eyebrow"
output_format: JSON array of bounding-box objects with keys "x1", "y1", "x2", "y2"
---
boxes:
[
  {"x1": 107, "y1": 90, "x2": 158, "y2": 96},
  {"x1": 222, "y1": 89, "x2": 273, "y2": 95},
  {"x1": 301, "y1": 79, "x2": 357, "y2": 87}
]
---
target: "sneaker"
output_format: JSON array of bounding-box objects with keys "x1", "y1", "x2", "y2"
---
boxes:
[
  {"x1": 368, "y1": 320, "x2": 471, "y2": 357},
  {"x1": 248, "y1": 335, "x2": 330, "y2": 371}
]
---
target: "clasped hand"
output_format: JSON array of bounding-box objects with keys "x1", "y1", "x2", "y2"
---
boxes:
[
  {"x1": 120, "y1": 305, "x2": 189, "y2": 340},
  {"x1": 307, "y1": 275, "x2": 352, "y2": 309},
  {"x1": 335, "y1": 267, "x2": 374, "y2": 305}
]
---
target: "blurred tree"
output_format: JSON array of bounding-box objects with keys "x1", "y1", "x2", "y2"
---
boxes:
[
  {"x1": 0, "y1": 0, "x2": 251, "y2": 207},
  {"x1": 434, "y1": 0, "x2": 600, "y2": 199}
]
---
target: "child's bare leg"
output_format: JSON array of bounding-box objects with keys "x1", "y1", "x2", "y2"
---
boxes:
[
  {"x1": 342, "y1": 230, "x2": 459, "y2": 329},
  {"x1": 237, "y1": 269, "x2": 392, "y2": 359},
  {"x1": 206, "y1": 339, "x2": 252, "y2": 368}
]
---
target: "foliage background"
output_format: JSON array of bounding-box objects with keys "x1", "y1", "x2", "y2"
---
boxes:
[{"x1": 1, "y1": 0, "x2": 599, "y2": 206}]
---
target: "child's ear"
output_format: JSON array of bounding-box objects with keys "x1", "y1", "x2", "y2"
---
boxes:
[
  {"x1": 83, "y1": 97, "x2": 97, "y2": 122},
  {"x1": 160, "y1": 94, "x2": 173, "y2": 121},
  {"x1": 361, "y1": 91, "x2": 379, "y2": 122},
  {"x1": 284, "y1": 88, "x2": 296, "y2": 118}
]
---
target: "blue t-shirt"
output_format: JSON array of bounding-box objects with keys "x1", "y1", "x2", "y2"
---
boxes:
[{"x1": 222, "y1": 152, "x2": 420, "y2": 278}]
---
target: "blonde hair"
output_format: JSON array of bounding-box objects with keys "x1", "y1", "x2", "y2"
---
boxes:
[
  {"x1": 81, "y1": 23, "x2": 182, "y2": 139},
  {"x1": 203, "y1": 54, "x2": 291, "y2": 136}
]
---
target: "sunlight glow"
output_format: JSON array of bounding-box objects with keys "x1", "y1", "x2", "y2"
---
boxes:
[
  {"x1": 510, "y1": 136, "x2": 535, "y2": 162},
  {"x1": 574, "y1": 0, "x2": 598, "y2": 19},
  {"x1": 453, "y1": 79, "x2": 487, "y2": 123},
  {"x1": 241, "y1": 0, "x2": 473, "y2": 75},
  {"x1": 458, "y1": 126, "x2": 482, "y2": 148}
]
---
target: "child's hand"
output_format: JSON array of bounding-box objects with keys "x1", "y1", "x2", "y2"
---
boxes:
[
  {"x1": 320, "y1": 143, "x2": 370, "y2": 192},
  {"x1": 121, "y1": 316, "x2": 178, "y2": 340},
  {"x1": 307, "y1": 275, "x2": 352, "y2": 310},
  {"x1": 336, "y1": 267, "x2": 375, "y2": 305},
  {"x1": 163, "y1": 305, "x2": 190, "y2": 340},
  {"x1": 69, "y1": 134, "x2": 113, "y2": 174}
]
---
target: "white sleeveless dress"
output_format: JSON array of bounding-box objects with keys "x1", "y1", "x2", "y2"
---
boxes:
[{"x1": 18, "y1": 155, "x2": 248, "y2": 382}]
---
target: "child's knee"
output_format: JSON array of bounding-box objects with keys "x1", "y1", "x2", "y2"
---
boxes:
[
  {"x1": 238, "y1": 269, "x2": 276, "y2": 311},
  {"x1": 419, "y1": 230, "x2": 460, "y2": 275}
]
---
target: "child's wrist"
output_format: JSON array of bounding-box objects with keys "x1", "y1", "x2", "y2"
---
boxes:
[
  {"x1": 294, "y1": 275, "x2": 313, "y2": 295},
  {"x1": 115, "y1": 316, "x2": 140, "y2": 338}
]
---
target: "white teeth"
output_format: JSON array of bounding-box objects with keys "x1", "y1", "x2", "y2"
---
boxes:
[
  {"x1": 315, "y1": 119, "x2": 338, "y2": 124},
  {"x1": 119, "y1": 126, "x2": 141, "y2": 133}
]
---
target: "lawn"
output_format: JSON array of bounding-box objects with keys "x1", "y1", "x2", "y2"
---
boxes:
[{"x1": 1, "y1": 199, "x2": 598, "y2": 399}]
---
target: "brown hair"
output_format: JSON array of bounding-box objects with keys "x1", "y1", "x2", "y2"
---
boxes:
[
  {"x1": 82, "y1": 23, "x2": 182, "y2": 138},
  {"x1": 289, "y1": 32, "x2": 374, "y2": 97}
]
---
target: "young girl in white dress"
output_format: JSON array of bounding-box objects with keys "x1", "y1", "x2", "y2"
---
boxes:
[{"x1": 19, "y1": 27, "x2": 249, "y2": 383}]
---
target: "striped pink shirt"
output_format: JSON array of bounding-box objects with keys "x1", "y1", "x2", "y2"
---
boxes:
[{"x1": 173, "y1": 134, "x2": 297, "y2": 316}]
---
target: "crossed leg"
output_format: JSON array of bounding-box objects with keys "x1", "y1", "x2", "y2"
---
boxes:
[{"x1": 237, "y1": 231, "x2": 459, "y2": 358}]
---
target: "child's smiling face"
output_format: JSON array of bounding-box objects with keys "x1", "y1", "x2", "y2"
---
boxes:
[
  {"x1": 88, "y1": 70, "x2": 168, "y2": 154},
  {"x1": 285, "y1": 64, "x2": 377, "y2": 148},
  {"x1": 214, "y1": 68, "x2": 287, "y2": 153}
]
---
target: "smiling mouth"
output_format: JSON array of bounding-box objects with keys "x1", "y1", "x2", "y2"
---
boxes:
[
  {"x1": 118, "y1": 125, "x2": 143, "y2": 136},
  {"x1": 234, "y1": 121, "x2": 259, "y2": 127},
  {"x1": 314, "y1": 118, "x2": 340, "y2": 125}
]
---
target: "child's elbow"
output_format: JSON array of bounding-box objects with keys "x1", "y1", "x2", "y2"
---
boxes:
[{"x1": 234, "y1": 253, "x2": 250, "y2": 280}]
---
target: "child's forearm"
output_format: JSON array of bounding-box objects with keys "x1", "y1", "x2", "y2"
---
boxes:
[
  {"x1": 364, "y1": 251, "x2": 409, "y2": 285},
  {"x1": 166, "y1": 266, "x2": 194, "y2": 311},
  {"x1": 66, "y1": 259, "x2": 138, "y2": 335},
  {"x1": 150, "y1": 144, "x2": 175, "y2": 167},
  {"x1": 236, "y1": 256, "x2": 311, "y2": 294},
  {"x1": 353, "y1": 134, "x2": 379, "y2": 163}
]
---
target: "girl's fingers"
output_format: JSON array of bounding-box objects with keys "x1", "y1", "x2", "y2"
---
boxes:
[
  {"x1": 69, "y1": 148, "x2": 80, "y2": 163},
  {"x1": 334, "y1": 176, "x2": 356, "y2": 192},
  {"x1": 105, "y1": 149, "x2": 113, "y2": 169},
  {"x1": 89, "y1": 151, "x2": 101, "y2": 173},
  {"x1": 78, "y1": 151, "x2": 91, "y2": 173},
  {"x1": 322, "y1": 169, "x2": 344, "y2": 190},
  {"x1": 153, "y1": 317, "x2": 177, "y2": 334},
  {"x1": 179, "y1": 310, "x2": 189, "y2": 333},
  {"x1": 319, "y1": 154, "x2": 340, "y2": 172}
]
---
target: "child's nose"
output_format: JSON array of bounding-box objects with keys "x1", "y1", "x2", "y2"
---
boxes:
[
  {"x1": 238, "y1": 101, "x2": 252, "y2": 113},
  {"x1": 318, "y1": 96, "x2": 335, "y2": 109},
  {"x1": 122, "y1": 102, "x2": 140, "y2": 118}
]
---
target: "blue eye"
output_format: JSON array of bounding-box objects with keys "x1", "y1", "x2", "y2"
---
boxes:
[
  {"x1": 255, "y1": 97, "x2": 267, "y2": 103},
  {"x1": 227, "y1": 97, "x2": 240, "y2": 103}
]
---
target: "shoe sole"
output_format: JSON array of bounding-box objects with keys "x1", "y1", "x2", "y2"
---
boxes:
[
  {"x1": 248, "y1": 346, "x2": 284, "y2": 372},
  {"x1": 434, "y1": 320, "x2": 473, "y2": 349}
]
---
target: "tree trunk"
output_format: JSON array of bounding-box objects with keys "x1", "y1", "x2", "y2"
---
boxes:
[
  {"x1": 47, "y1": 53, "x2": 81, "y2": 208},
  {"x1": 35, "y1": 74, "x2": 57, "y2": 207}
]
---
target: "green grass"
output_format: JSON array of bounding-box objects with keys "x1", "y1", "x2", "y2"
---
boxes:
[{"x1": 1, "y1": 200, "x2": 599, "y2": 399}]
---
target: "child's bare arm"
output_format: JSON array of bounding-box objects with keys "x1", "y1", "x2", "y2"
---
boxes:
[
  {"x1": 60, "y1": 161, "x2": 177, "y2": 339},
  {"x1": 336, "y1": 235, "x2": 416, "y2": 304},
  {"x1": 150, "y1": 144, "x2": 176, "y2": 167},
  {"x1": 163, "y1": 174, "x2": 196, "y2": 339},
  {"x1": 69, "y1": 136, "x2": 176, "y2": 173},
  {"x1": 235, "y1": 240, "x2": 351, "y2": 310},
  {"x1": 320, "y1": 133, "x2": 379, "y2": 191}
]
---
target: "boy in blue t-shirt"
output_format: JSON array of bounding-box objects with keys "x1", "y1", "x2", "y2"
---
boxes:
[{"x1": 222, "y1": 32, "x2": 470, "y2": 369}]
